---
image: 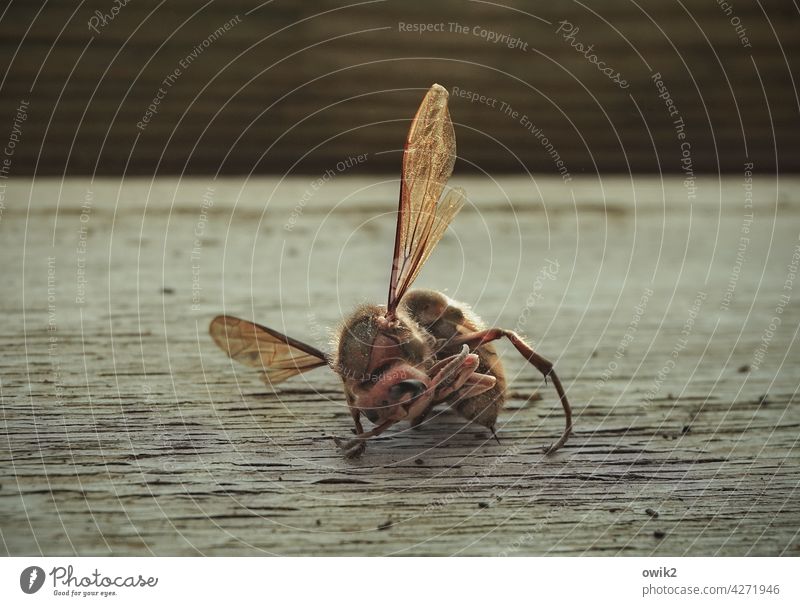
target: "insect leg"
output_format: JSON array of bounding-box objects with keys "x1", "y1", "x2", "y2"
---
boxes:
[
  {"x1": 410, "y1": 369, "x2": 495, "y2": 429},
  {"x1": 447, "y1": 372, "x2": 497, "y2": 401},
  {"x1": 447, "y1": 328, "x2": 572, "y2": 454},
  {"x1": 350, "y1": 408, "x2": 365, "y2": 435},
  {"x1": 426, "y1": 344, "x2": 483, "y2": 397},
  {"x1": 333, "y1": 419, "x2": 396, "y2": 458}
]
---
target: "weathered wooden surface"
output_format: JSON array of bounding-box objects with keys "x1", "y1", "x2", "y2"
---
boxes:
[{"x1": 1, "y1": 176, "x2": 799, "y2": 556}]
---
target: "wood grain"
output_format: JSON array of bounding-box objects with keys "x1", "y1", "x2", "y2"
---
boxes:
[{"x1": 0, "y1": 175, "x2": 798, "y2": 555}]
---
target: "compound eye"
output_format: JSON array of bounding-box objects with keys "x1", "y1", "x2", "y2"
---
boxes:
[{"x1": 389, "y1": 379, "x2": 427, "y2": 401}]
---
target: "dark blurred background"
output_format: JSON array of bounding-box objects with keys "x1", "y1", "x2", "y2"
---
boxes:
[{"x1": 1, "y1": 0, "x2": 797, "y2": 176}]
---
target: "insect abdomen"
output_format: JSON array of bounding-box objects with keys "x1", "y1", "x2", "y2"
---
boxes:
[{"x1": 402, "y1": 289, "x2": 507, "y2": 428}]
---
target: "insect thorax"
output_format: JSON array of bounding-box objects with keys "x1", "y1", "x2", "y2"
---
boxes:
[{"x1": 333, "y1": 303, "x2": 433, "y2": 382}]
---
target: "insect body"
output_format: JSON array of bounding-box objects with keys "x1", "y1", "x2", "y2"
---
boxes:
[
  {"x1": 401, "y1": 289, "x2": 507, "y2": 432},
  {"x1": 210, "y1": 84, "x2": 572, "y2": 457}
]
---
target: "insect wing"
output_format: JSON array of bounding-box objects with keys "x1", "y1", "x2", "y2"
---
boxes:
[
  {"x1": 209, "y1": 315, "x2": 327, "y2": 383},
  {"x1": 387, "y1": 83, "x2": 464, "y2": 314}
]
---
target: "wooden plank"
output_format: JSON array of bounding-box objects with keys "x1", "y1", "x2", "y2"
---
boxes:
[{"x1": 1, "y1": 176, "x2": 798, "y2": 555}]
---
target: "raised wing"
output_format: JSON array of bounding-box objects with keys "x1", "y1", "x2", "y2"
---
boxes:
[
  {"x1": 387, "y1": 83, "x2": 465, "y2": 316},
  {"x1": 209, "y1": 315, "x2": 328, "y2": 384}
]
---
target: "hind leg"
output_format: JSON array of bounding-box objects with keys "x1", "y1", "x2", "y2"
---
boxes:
[
  {"x1": 413, "y1": 372, "x2": 497, "y2": 429},
  {"x1": 334, "y1": 418, "x2": 396, "y2": 458},
  {"x1": 448, "y1": 328, "x2": 572, "y2": 454}
]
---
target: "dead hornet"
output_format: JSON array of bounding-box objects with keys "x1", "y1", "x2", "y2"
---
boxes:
[{"x1": 210, "y1": 83, "x2": 573, "y2": 458}]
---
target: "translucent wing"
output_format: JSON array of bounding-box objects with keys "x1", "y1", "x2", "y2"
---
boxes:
[
  {"x1": 387, "y1": 83, "x2": 465, "y2": 315},
  {"x1": 209, "y1": 315, "x2": 328, "y2": 384}
]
